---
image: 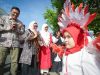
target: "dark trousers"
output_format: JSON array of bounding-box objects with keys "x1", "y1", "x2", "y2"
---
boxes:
[
  {"x1": 21, "y1": 55, "x2": 40, "y2": 75},
  {"x1": 18, "y1": 48, "x2": 23, "y2": 72},
  {"x1": 21, "y1": 64, "x2": 29, "y2": 75},
  {"x1": 50, "y1": 52, "x2": 62, "y2": 72}
]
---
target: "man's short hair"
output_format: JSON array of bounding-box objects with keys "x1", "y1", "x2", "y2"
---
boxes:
[{"x1": 11, "y1": 6, "x2": 20, "y2": 13}]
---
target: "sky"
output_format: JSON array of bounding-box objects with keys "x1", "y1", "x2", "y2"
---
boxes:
[{"x1": 0, "y1": 0, "x2": 53, "y2": 31}]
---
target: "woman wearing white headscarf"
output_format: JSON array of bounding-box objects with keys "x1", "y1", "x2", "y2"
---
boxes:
[
  {"x1": 39, "y1": 24, "x2": 52, "y2": 75},
  {"x1": 19, "y1": 21, "x2": 41, "y2": 75}
]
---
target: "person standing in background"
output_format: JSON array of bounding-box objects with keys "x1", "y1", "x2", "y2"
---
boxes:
[
  {"x1": 18, "y1": 25, "x2": 25, "y2": 73},
  {"x1": 39, "y1": 24, "x2": 52, "y2": 75},
  {"x1": 50, "y1": 30, "x2": 64, "y2": 75},
  {"x1": 19, "y1": 21, "x2": 42, "y2": 75},
  {"x1": 0, "y1": 7, "x2": 24, "y2": 75}
]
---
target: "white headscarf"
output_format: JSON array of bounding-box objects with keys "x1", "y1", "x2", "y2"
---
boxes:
[
  {"x1": 40, "y1": 24, "x2": 51, "y2": 46},
  {"x1": 28, "y1": 21, "x2": 38, "y2": 32}
]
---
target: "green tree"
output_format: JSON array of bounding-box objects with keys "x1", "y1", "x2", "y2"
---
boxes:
[
  {"x1": 0, "y1": 8, "x2": 7, "y2": 16},
  {"x1": 85, "y1": 0, "x2": 100, "y2": 34},
  {"x1": 44, "y1": 9, "x2": 59, "y2": 33},
  {"x1": 70, "y1": 0, "x2": 100, "y2": 34},
  {"x1": 44, "y1": 0, "x2": 100, "y2": 34},
  {"x1": 44, "y1": 0, "x2": 65, "y2": 33},
  {"x1": 51, "y1": 0, "x2": 65, "y2": 14}
]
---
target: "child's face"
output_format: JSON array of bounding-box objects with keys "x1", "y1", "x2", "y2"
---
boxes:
[
  {"x1": 64, "y1": 32, "x2": 75, "y2": 49},
  {"x1": 56, "y1": 31, "x2": 61, "y2": 36}
]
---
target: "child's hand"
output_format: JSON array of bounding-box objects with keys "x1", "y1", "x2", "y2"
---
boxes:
[{"x1": 93, "y1": 36, "x2": 100, "y2": 51}]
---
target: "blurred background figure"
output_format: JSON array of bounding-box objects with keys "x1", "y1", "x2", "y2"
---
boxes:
[
  {"x1": 39, "y1": 24, "x2": 52, "y2": 75},
  {"x1": 0, "y1": 7, "x2": 24, "y2": 75},
  {"x1": 18, "y1": 25, "x2": 25, "y2": 74},
  {"x1": 50, "y1": 30, "x2": 64, "y2": 75},
  {"x1": 19, "y1": 21, "x2": 41, "y2": 75}
]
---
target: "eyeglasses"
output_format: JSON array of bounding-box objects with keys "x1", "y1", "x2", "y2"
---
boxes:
[
  {"x1": 45, "y1": 26, "x2": 48, "y2": 28},
  {"x1": 34, "y1": 25, "x2": 38, "y2": 27}
]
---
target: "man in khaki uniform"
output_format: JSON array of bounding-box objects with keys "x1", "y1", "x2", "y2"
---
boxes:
[{"x1": 0, "y1": 7, "x2": 24, "y2": 75}]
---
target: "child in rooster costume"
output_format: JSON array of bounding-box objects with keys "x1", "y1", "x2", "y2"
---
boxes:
[{"x1": 51, "y1": 0, "x2": 100, "y2": 75}]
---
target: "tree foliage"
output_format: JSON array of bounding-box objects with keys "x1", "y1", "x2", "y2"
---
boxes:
[
  {"x1": 43, "y1": 0, "x2": 65, "y2": 33},
  {"x1": 84, "y1": 0, "x2": 100, "y2": 34},
  {"x1": 44, "y1": 9, "x2": 59, "y2": 32},
  {"x1": 44, "y1": 0, "x2": 100, "y2": 34},
  {"x1": 51, "y1": 0, "x2": 65, "y2": 14},
  {"x1": 71, "y1": 0, "x2": 100, "y2": 34},
  {"x1": 0, "y1": 8, "x2": 7, "y2": 16}
]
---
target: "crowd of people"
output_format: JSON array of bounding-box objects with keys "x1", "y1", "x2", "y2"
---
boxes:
[{"x1": 0, "y1": 1, "x2": 100, "y2": 75}]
